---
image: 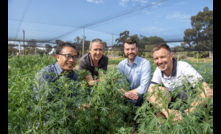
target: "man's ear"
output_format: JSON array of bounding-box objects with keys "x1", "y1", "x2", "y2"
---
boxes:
[
  {"x1": 56, "y1": 54, "x2": 59, "y2": 61},
  {"x1": 170, "y1": 52, "x2": 174, "y2": 59}
]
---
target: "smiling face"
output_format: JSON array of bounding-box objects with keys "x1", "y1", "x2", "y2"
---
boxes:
[
  {"x1": 153, "y1": 48, "x2": 174, "y2": 76},
  {"x1": 89, "y1": 42, "x2": 104, "y2": 62},
  {"x1": 124, "y1": 43, "x2": 138, "y2": 63},
  {"x1": 56, "y1": 46, "x2": 78, "y2": 72}
]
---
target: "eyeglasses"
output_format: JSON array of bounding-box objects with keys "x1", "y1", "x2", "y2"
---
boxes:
[{"x1": 58, "y1": 54, "x2": 78, "y2": 61}]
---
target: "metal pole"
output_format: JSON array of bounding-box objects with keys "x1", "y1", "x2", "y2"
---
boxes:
[
  {"x1": 23, "y1": 30, "x2": 25, "y2": 55},
  {"x1": 82, "y1": 27, "x2": 85, "y2": 56},
  {"x1": 197, "y1": 51, "x2": 199, "y2": 63},
  {"x1": 112, "y1": 34, "x2": 113, "y2": 46},
  {"x1": 19, "y1": 41, "x2": 21, "y2": 53}
]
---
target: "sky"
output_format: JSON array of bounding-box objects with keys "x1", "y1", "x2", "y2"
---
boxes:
[{"x1": 8, "y1": 0, "x2": 213, "y2": 47}]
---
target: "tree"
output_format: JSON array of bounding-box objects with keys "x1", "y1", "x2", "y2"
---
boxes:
[
  {"x1": 8, "y1": 46, "x2": 17, "y2": 56},
  {"x1": 183, "y1": 7, "x2": 213, "y2": 57},
  {"x1": 115, "y1": 30, "x2": 129, "y2": 46},
  {"x1": 55, "y1": 40, "x2": 63, "y2": 48},
  {"x1": 28, "y1": 39, "x2": 37, "y2": 47},
  {"x1": 45, "y1": 44, "x2": 52, "y2": 54},
  {"x1": 144, "y1": 36, "x2": 166, "y2": 52},
  {"x1": 74, "y1": 36, "x2": 81, "y2": 44},
  {"x1": 103, "y1": 41, "x2": 107, "y2": 49}
]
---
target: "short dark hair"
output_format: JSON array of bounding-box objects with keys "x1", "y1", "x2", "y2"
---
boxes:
[
  {"x1": 152, "y1": 43, "x2": 171, "y2": 54},
  {"x1": 124, "y1": 38, "x2": 137, "y2": 46},
  {"x1": 56, "y1": 42, "x2": 79, "y2": 56}
]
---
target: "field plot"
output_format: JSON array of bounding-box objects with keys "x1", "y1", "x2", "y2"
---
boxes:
[{"x1": 8, "y1": 55, "x2": 213, "y2": 134}]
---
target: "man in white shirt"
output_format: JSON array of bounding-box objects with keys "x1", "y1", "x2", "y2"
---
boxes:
[{"x1": 147, "y1": 43, "x2": 213, "y2": 121}]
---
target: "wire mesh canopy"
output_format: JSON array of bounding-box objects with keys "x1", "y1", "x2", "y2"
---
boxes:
[{"x1": 8, "y1": 0, "x2": 213, "y2": 46}]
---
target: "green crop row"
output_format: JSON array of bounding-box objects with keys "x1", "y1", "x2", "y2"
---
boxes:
[{"x1": 8, "y1": 55, "x2": 213, "y2": 134}]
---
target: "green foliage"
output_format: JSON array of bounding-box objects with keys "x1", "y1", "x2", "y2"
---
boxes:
[
  {"x1": 73, "y1": 68, "x2": 137, "y2": 133},
  {"x1": 8, "y1": 55, "x2": 137, "y2": 133},
  {"x1": 8, "y1": 55, "x2": 55, "y2": 133},
  {"x1": 187, "y1": 62, "x2": 213, "y2": 87},
  {"x1": 8, "y1": 55, "x2": 213, "y2": 133},
  {"x1": 135, "y1": 78, "x2": 213, "y2": 134},
  {"x1": 183, "y1": 7, "x2": 213, "y2": 51}
]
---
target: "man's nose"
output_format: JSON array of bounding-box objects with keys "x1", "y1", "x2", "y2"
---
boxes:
[
  {"x1": 158, "y1": 58, "x2": 163, "y2": 63},
  {"x1": 68, "y1": 57, "x2": 74, "y2": 62},
  {"x1": 96, "y1": 50, "x2": 102, "y2": 54}
]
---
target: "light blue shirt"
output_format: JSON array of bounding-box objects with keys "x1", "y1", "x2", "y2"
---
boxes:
[{"x1": 117, "y1": 56, "x2": 151, "y2": 95}]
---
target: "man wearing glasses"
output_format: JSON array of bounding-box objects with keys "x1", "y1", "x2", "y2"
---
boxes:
[
  {"x1": 78, "y1": 38, "x2": 108, "y2": 86},
  {"x1": 33, "y1": 42, "x2": 79, "y2": 101}
]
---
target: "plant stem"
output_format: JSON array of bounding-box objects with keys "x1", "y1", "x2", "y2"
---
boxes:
[{"x1": 37, "y1": 82, "x2": 42, "y2": 132}]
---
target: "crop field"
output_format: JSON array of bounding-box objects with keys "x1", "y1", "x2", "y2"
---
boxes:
[{"x1": 8, "y1": 55, "x2": 213, "y2": 134}]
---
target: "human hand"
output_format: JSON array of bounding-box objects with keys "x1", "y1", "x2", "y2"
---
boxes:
[
  {"x1": 162, "y1": 109, "x2": 183, "y2": 122},
  {"x1": 79, "y1": 104, "x2": 90, "y2": 110},
  {"x1": 169, "y1": 109, "x2": 183, "y2": 121},
  {"x1": 184, "y1": 108, "x2": 194, "y2": 115},
  {"x1": 125, "y1": 90, "x2": 138, "y2": 100}
]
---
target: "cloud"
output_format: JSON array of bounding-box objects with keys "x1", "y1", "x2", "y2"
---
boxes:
[
  {"x1": 87, "y1": 0, "x2": 104, "y2": 4},
  {"x1": 151, "y1": 1, "x2": 162, "y2": 8},
  {"x1": 119, "y1": 0, "x2": 129, "y2": 6},
  {"x1": 174, "y1": 1, "x2": 186, "y2": 6},
  {"x1": 119, "y1": 0, "x2": 148, "y2": 7},
  {"x1": 141, "y1": 26, "x2": 168, "y2": 36},
  {"x1": 142, "y1": 9, "x2": 152, "y2": 15},
  {"x1": 165, "y1": 11, "x2": 190, "y2": 22},
  {"x1": 132, "y1": 0, "x2": 148, "y2": 6},
  {"x1": 142, "y1": 26, "x2": 165, "y2": 32}
]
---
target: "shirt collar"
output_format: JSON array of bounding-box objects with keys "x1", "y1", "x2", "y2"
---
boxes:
[
  {"x1": 89, "y1": 53, "x2": 104, "y2": 67},
  {"x1": 126, "y1": 56, "x2": 138, "y2": 66},
  {"x1": 88, "y1": 53, "x2": 94, "y2": 67},
  {"x1": 161, "y1": 58, "x2": 177, "y2": 77},
  {"x1": 55, "y1": 62, "x2": 75, "y2": 77},
  {"x1": 55, "y1": 62, "x2": 63, "y2": 75}
]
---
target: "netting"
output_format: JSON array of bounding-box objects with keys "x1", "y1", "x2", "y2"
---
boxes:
[{"x1": 8, "y1": 0, "x2": 213, "y2": 57}]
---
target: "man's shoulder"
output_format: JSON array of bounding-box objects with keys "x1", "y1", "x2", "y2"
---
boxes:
[
  {"x1": 35, "y1": 63, "x2": 57, "y2": 79},
  {"x1": 70, "y1": 70, "x2": 78, "y2": 79},
  {"x1": 41, "y1": 63, "x2": 57, "y2": 73},
  {"x1": 79, "y1": 53, "x2": 90, "y2": 61},
  {"x1": 102, "y1": 55, "x2": 108, "y2": 60},
  {"x1": 79, "y1": 53, "x2": 91, "y2": 66},
  {"x1": 177, "y1": 60, "x2": 192, "y2": 69},
  {"x1": 177, "y1": 60, "x2": 190, "y2": 65},
  {"x1": 99, "y1": 55, "x2": 108, "y2": 64},
  {"x1": 136, "y1": 56, "x2": 150, "y2": 65},
  {"x1": 117, "y1": 58, "x2": 127, "y2": 69},
  {"x1": 118, "y1": 58, "x2": 128, "y2": 65}
]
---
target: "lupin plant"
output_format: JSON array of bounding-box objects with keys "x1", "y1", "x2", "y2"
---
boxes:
[
  {"x1": 8, "y1": 55, "x2": 213, "y2": 133},
  {"x1": 71, "y1": 68, "x2": 137, "y2": 133},
  {"x1": 135, "y1": 76, "x2": 213, "y2": 134}
]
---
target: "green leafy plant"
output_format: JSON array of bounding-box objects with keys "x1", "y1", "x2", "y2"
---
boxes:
[
  {"x1": 135, "y1": 77, "x2": 213, "y2": 134},
  {"x1": 8, "y1": 55, "x2": 213, "y2": 133},
  {"x1": 72, "y1": 68, "x2": 137, "y2": 133}
]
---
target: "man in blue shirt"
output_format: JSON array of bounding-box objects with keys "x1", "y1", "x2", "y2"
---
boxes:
[
  {"x1": 33, "y1": 42, "x2": 79, "y2": 101},
  {"x1": 117, "y1": 38, "x2": 151, "y2": 106}
]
